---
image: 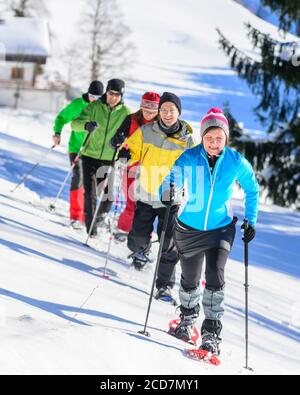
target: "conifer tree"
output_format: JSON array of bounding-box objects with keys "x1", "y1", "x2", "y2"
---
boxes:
[{"x1": 218, "y1": 1, "x2": 300, "y2": 209}]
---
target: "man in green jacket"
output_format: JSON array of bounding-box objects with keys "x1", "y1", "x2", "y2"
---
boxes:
[
  {"x1": 71, "y1": 79, "x2": 131, "y2": 236},
  {"x1": 52, "y1": 80, "x2": 104, "y2": 229}
]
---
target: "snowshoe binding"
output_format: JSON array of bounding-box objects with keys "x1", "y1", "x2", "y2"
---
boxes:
[
  {"x1": 128, "y1": 251, "x2": 151, "y2": 271},
  {"x1": 168, "y1": 314, "x2": 199, "y2": 345}
]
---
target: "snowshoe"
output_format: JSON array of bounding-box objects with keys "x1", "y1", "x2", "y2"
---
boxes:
[
  {"x1": 168, "y1": 317, "x2": 199, "y2": 346},
  {"x1": 199, "y1": 331, "x2": 221, "y2": 356},
  {"x1": 184, "y1": 348, "x2": 221, "y2": 366}
]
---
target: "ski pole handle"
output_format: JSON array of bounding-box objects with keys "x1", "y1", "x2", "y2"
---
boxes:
[{"x1": 243, "y1": 219, "x2": 249, "y2": 233}]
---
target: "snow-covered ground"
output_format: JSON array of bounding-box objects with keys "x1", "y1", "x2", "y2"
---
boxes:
[
  {"x1": 0, "y1": 108, "x2": 299, "y2": 375},
  {"x1": 0, "y1": 0, "x2": 299, "y2": 375}
]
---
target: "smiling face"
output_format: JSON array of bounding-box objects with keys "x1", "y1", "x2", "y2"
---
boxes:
[
  {"x1": 159, "y1": 102, "x2": 179, "y2": 127},
  {"x1": 202, "y1": 127, "x2": 227, "y2": 156},
  {"x1": 142, "y1": 108, "x2": 158, "y2": 121},
  {"x1": 106, "y1": 90, "x2": 122, "y2": 108}
]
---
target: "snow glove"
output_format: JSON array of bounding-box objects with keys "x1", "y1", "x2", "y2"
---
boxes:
[
  {"x1": 117, "y1": 147, "x2": 131, "y2": 161},
  {"x1": 111, "y1": 131, "x2": 126, "y2": 149},
  {"x1": 241, "y1": 221, "x2": 256, "y2": 243},
  {"x1": 84, "y1": 121, "x2": 99, "y2": 133}
]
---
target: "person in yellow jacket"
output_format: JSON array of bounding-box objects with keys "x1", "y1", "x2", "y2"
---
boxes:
[{"x1": 124, "y1": 92, "x2": 194, "y2": 303}]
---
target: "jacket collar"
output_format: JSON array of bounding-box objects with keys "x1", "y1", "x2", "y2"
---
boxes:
[
  {"x1": 152, "y1": 120, "x2": 191, "y2": 141},
  {"x1": 200, "y1": 144, "x2": 226, "y2": 161}
]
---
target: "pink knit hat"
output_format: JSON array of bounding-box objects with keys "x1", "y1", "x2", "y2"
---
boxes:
[
  {"x1": 200, "y1": 108, "x2": 230, "y2": 140},
  {"x1": 140, "y1": 92, "x2": 160, "y2": 110}
]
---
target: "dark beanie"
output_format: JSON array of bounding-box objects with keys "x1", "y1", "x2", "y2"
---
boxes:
[
  {"x1": 106, "y1": 79, "x2": 125, "y2": 95},
  {"x1": 88, "y1": 80, "x2": 104, "y2": 96},
  {"x1": 159, "y1": 92, "x2": 182, "y2": 114}
]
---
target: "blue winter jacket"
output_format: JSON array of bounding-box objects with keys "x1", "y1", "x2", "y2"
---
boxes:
[{"x1": 160, "y1": 144, "x2": 259, "y2": 231}]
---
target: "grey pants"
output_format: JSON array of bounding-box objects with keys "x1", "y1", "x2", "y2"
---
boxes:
[{"x1": 174, "y1": 219, "x2": 236, "y2": 320}]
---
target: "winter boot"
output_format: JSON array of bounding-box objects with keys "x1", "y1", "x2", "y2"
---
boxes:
[
  {"x1": 154, "y1": 286, "x2": 177, "y2": 305},
  {"x1": 173, "y1": 312, "x2": 199, "y2": 343},
  {"x1": 129, "y1": 251, "x2": 150, "y2": 271},
  {"x1": 113, "y1": 231, "x2": 128, "y2": 243},
  {"x1": 70, "y1": 220, "x2": 83, "y2": 230},
  {"x1": 199, "y1": 319, "x2": 222, "y2": 356},
  {"x1": 169, "y1": 304, "x2": 200, "y2": 342}
]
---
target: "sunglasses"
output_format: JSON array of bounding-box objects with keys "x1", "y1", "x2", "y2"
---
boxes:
[
  {"x1": 107, "y1": 90, "x2": 121, "y2": 97},
  {"x1": 159, "y1": 108, "x2": 178, "y2": 115},
  {"x1": 88, "y1": 93, "x2": 101, "y2": 100}
]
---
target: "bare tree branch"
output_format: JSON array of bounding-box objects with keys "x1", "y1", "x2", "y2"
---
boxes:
[{"x1": 77, "y1": 0, "x2": 136, "y2": 82}]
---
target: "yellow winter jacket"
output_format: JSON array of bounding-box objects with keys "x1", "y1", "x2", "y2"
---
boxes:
[{"x1": 124, "y1": 121, "x2": 194, "y2": 207}]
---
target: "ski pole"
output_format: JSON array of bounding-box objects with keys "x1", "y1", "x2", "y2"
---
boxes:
[
  {"x1": 138, "y1": 183, "x2": 174, "y2": 337},
  {"x1": 243, "y1": 219, "x2": 253, "y2": 371},
  {"x1": 85, "y1": 148, "x2": 118, "y2": 245},
  {"x1": 11, "y1": 145, "x2": 55, "y2": 193},
  {"x1": 102, "y1": 163, "x2": 125, "y2": 279},
  {"x1": 49, "y1": 132, "x2": 92, "y2": 211}
]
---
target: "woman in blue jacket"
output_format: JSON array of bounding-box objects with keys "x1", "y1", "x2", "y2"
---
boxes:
[{"x1": 161, "y1": 108, "x2": 259, "y2": 356}]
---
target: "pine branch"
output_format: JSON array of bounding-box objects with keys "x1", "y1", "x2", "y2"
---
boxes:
[
  {"x1": 261, "y1": 0, "x2": 300, "y2": 36},
  {"x1": 217, "y1": 27, "x2": 300, "y2": 129}
]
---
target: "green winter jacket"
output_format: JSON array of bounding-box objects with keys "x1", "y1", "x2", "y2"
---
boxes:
[
  {"x1": 53, "y1": 96, "x2": 90, "y2": 154},
  {"x1": 71, "y1": 100, "x2": 131, "y2": 161}
]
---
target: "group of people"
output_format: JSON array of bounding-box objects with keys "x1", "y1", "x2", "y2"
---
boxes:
[{"x1": 52, "y1": 78, "x2": 259, "y2": 356}]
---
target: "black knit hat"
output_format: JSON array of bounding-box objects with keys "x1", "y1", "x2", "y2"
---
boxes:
[
  {"x1": 88, "y1": 80, "x2": 104, "y2": 96},
  {"x1": 106, "y1": 79, "x2": 125, "y2": 95},
  {"x1": 159, "y1": 92, "x2": 182, "y2": 114}
]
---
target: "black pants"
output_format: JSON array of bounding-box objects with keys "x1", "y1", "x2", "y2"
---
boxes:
[
  {"x1": 128, "y1": 201, "x2": 179, "y2": 288},
  {"x1": 174, "y1": 219, "x2": 236, "y2": 291},
  {"x1": 81, "y1": 156, "x2": 115, "y2": 234},
  {"x1": 69, "y1": 153, "x2": 83, "y2": 190}
]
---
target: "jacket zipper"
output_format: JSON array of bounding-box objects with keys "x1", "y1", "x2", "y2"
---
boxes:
[
  {"x1": 201, "y1": 152, "x2": 221, "y2": 231},
  {"x1": 99, "y1": 107, "x2": 112, "y2": 160}
]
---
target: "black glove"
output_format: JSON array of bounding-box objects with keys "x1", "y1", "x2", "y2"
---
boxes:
[
  {"x1": 84, "y1": 121, "x2": 98, "y2": 133},
  {"x1": 161, "y1": 188, "x2": 175, "y2": 206},
  {"x1": 241, "y1": 221, "x2": 256, "y2": 243},
  {"x1": 111, "y1": 132, "x2": 126, "y2": 149},
  {"x1": 117, "y1": 147, "x2": 131, "y2": 161}
]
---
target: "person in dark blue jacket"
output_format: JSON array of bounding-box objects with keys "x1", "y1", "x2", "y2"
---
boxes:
[{"x1": 160, "y1": 108, "x2": 259, "y2": 356}]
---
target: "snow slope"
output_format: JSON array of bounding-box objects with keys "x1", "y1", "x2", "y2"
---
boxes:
[
  {"x1": 45, "y1": 0, "x2": 298, "y2": 133},
  {"x1": 0, "y1": 110, "x2": 299, "y2": 375}
]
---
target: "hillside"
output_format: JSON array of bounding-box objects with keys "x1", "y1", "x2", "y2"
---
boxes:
[
  {"x1": 0, "y1": 0, "x2": 299, "y2": 375},
  {"x1": 46, "y1": 0, "x2": 297, "y2": 132},
  {"x1": 0, "y1": 109, "x2": 299, "y2": 374}
]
